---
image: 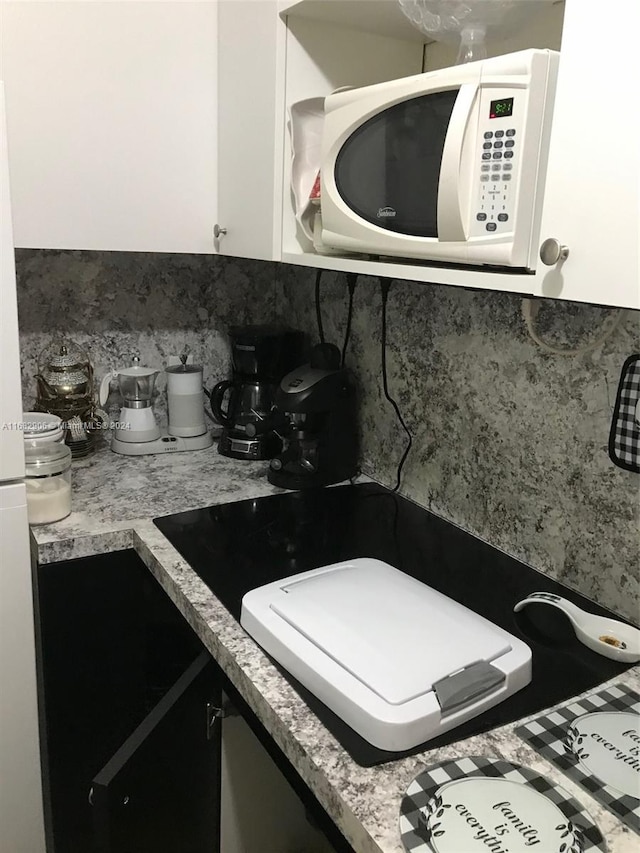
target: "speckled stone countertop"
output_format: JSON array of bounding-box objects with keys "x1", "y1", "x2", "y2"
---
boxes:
[{"x1": 32, "y1": 443, "x2": 639, "y2": 853}]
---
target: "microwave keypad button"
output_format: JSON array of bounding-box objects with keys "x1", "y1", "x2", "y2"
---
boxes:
[
  {"x1": 482, "y1": 142, "x2": 492, "y2": 149},
  {"x1": 480, "y1": 175, "x2": 490, "y2": 182},
  {"x1": 494, "y1": 130, "x2": 505, "y2": 138},
  {"x1": 493, "y1": 141, "x2": 504, "y2": 149},
  {"x1": 502, "y1": 174, "x2": 512, "y2": 181},
  {"x1": 504, "y1": 151, "x2": 514, "y2": 159},
  {"x1": 491, "y1": 164, "x2": 501, "y2": 171},
  {"x1": 506, "y1": 129, "x2": 516, "y2": 137},
  {"x1": 486, "y1": 222, "x2": 497, "y2": 231},
  {"x1": 503, "y1": 163, "x2": 513, "y2": 171},
  {"x1": 505, "y1": 140, "x2": 515, "y2": 148},
  {"x1": 491, "y1": 175, "x2": 501, "y2": 181},
  {"x1": 482, "y1": 153, "x2": 492, "y2": 161},
  {"x1": 484, "y1": 131, "x2": 493, "y2": 139},
  {"x1": 481, "y1": 164, "x2": 491, "y2": 172},
  {"x1": 492, "y1": 152, "x2": 503, "y2": 159},
  {"x1": 498, "y1": 213, "x2": 509, "y2": 221},
  {"x1": 477, "y1": 213, "x2": 487, "y2": 221}
]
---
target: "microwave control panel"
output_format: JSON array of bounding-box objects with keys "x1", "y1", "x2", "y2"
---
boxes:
[{"x1": 470, "y1": 89, "x2": 526, "y2": 240}]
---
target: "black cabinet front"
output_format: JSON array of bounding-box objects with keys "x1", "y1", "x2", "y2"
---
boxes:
[
  {"x1": 35, "y1": 549, "x2": 353, "y2": 853},
  {"x1": 35, "y1": 550, "x2": 220, "y2": 853},
  {"x1": 91, "y1": 652, "x2": 220, "y2": 853}
]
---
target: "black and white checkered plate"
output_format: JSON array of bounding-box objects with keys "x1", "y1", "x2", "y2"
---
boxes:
[
  {"x1": 517, "y1": 682, "x2": 640, "y2": 834},
  {"x1": 399, "y1": 755, "x2": 606, "y2": 852}
]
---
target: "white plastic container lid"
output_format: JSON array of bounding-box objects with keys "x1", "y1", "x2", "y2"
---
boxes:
[
  {"x1": 241, "y1": 559, "x2": 532, "y2": 750},
  {"x1": 25, "y1": 443, "x2": 72, "y2": 477},
  {"x1": 22, "y1": 412, "x2": 65, "y2": 444}
]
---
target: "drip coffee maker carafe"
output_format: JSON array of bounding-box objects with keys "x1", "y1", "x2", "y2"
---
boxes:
[
  {"x1": 100, "y1": 356, "x2": 212, "y2": 456},
  {"x1": 209, "y1": 325, "x2": 305, "y2": 460}
]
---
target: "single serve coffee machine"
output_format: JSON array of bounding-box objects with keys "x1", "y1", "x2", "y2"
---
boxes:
[{"x1": 263, "y1": 343, "x2": 358, "y2": 489}]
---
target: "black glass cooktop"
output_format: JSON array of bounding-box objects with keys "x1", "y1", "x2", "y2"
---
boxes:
[{"x1": 154, "y1": 483, "x2": 631, "y2": 766}]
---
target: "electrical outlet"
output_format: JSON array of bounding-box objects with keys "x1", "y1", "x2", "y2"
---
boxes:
[{"x1": 168, "y1": 354, "x2": 194, "y2": 366}]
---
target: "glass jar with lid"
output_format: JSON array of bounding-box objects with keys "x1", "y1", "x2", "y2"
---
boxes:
[
  {"x1": 24, "y1": 444, "x2": 72, "y2": 525},
  {"x1": 22, "y1": 411, "x2": 65, "y2": 448}
]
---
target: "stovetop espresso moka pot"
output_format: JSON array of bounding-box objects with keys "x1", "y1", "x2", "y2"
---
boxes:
[{"x1": 210, "y1": 325, "x2": 306, "y2": 460}]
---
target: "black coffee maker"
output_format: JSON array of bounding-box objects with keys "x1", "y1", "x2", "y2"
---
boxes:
[
  {"x1": 210, "y1": 325, "x2": 305, "y2": 460},
  {"x1": 265, "y1": 343, "x2": 358, "y2": 489}
]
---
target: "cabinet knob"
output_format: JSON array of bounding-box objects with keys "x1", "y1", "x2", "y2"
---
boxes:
[
  {"x1": 539, "y1": 238, "x2": 569, "y2": 266},
  {"x1": 213, "y1": 224, "x2": 227, "y2": 239}
]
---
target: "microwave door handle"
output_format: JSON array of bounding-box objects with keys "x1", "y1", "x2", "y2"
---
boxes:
[{"x1": 438, "y1": 83, "x2": 479, "y2": 242}]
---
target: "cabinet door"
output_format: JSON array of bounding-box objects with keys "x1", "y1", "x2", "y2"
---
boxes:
[
  {"x1": 36, "y1": 550, "x2": 208, "y2": 852},
  {"x1": 216, "y1": 0, "x2": 286, "y2": 260},
  {"x1": 0, "y1": 1, "x2": 217, "y2": 253},
  {"x1": 534, "y1": 0, "x2": 639, "y2": 309},
  {"x1": 91, "y1": 651, "x2": 221, "y2": 853}
]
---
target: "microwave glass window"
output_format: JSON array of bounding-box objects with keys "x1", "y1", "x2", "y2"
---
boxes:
[
  {"x1": 334, "y1": 90, "x2": 459, "y2": 238},
  {"x1": 490, "y1": 97, "x2": 514, "y2": 119}
]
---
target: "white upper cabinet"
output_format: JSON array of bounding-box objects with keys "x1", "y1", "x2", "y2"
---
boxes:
[
  {"x1": 0, "y1": 1, "x2": 217, "y2": 254},
  {"x1": 533, "y1": 0, "x2": 639, "y2": 309},
  {"x1": 3, "y1": 0, "x2": 637, "y2": 307},
  {"x1": 220, "y1": 0, "x2": 635, "y2": 308},
  {"x1": 216, "y1": 1, "x2": 286, "y2": 261}
]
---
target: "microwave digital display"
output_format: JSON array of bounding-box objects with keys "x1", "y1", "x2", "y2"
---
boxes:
[{"x1": 490, "y1": 97, "x2": 514, "y2": 119}]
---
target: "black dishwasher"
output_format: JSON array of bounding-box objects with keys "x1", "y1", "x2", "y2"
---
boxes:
[{"x1": 154, "y1": 482, "x2": 633, "y2": 767}]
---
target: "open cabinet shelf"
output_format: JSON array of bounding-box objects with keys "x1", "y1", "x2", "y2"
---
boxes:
[
  {"x1": 279, "y1": 0, "x2": 567, "y2": 50},
  {"x1": 217, "y1": 0, "x2": 639, "y2": 309},
  {"x1": 281, "y1": 251, "x2": 538, "y2": 294},
  {"x1": 278, "y1": 0, "x2": 432, "y2": 43}
]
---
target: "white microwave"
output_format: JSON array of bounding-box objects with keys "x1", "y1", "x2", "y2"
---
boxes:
[{"x1": 320, "y1": 49, "x2": 559, "y2": 270}]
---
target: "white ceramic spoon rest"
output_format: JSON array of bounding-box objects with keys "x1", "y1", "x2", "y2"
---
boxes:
[{"x1": 514, "y1": 592, "x2": 640, "y2": 663}]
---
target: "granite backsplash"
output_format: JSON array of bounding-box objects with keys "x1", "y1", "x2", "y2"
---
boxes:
[
  {"x1": 15, "y1": 249, "x2": 640, "y2": 621},
  {"x1": 275, "y1": 266, "x2": 640, "y2": 622},
  {"x1": 15, "y1": 249, "x2": 277, "y2": 424}
]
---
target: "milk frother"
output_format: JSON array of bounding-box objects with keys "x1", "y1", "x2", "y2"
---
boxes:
[{"x1": 166, "y1": 361, "x2": 208, "y2": 438}]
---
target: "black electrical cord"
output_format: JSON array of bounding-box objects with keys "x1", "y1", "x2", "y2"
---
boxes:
[
  {"x1": 341, "y1": 273, "x2": 358, "y2": 367},
  {"x1": 379, "y1": 278, "x2": 412, "y2": 493},
  {"x1": 314, "y1": 268, "x2": 324, "y2": 344}
]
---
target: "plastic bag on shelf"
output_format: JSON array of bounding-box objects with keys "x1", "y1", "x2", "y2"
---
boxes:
[
  {"x1": 288, "y1": 95, "x2": 351, "y2": 256},
  {"x1": 288, "y1": 97, "x2": 325, "y2": 243},
  {"x1": 397, "y1": 0, "x2": 546, "y2": 63}
]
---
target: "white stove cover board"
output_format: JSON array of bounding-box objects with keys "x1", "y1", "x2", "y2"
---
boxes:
[{"x1": 241, "y1": 559, "x2": 531, "y2": 750}]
